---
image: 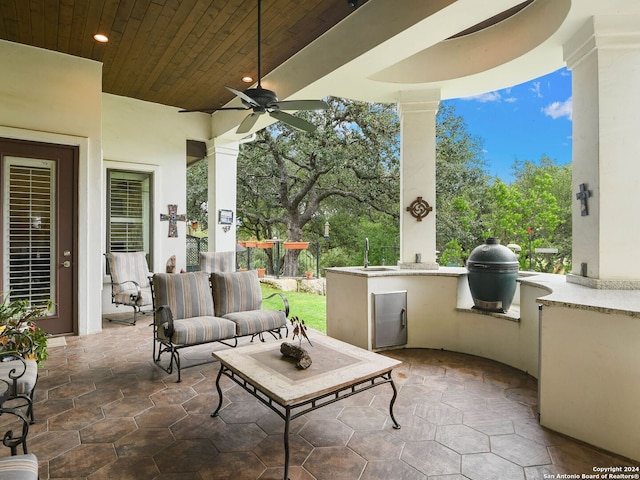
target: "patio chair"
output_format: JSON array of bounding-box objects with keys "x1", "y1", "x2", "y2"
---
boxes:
[
  {"x1": 0, "y1": 332, "x2": 39, "y2": 424},
  {"x1": 0, "y1": 403, "x2": 39, "y2": 480},
  {"x1": 105, "y1": 251, "x2": 153, "y2": 325},
  {"x1": 199, "y1": 251, "x2": 236, "y2": 273},
  {"x1": 152, "y1": 272, "x2": 237, "y2": 382},
  {"x1": 0, "y1": 404, "x2": 31, "y2": 455}
]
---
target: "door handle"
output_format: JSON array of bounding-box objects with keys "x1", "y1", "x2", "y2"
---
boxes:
[{"x1": 61, "y1": 261, "x2": 71, "y2": 268}]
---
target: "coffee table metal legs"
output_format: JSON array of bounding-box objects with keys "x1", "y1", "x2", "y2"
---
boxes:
[
  {"x1": 211, "y1": 366, "x2": 224, "y2": 417},
  {"x1": 283, "y1": 408, "x2": 292, "y2": 480},
  {"x1": 212, "y1": 364, "x2": 401, "y2": 480}
]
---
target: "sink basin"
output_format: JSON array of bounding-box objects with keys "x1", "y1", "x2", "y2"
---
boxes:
[{"x1": 358, "y1": 267, "x2": 393, "y2": 272}]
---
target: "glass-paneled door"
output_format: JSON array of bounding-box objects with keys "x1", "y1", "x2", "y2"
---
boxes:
[
  {"x1": 3, "y1": 157, "x2": 56, "y2": 307},
  {"x1": 1, "y1": 138, "x2": 77, "y2": 334}
]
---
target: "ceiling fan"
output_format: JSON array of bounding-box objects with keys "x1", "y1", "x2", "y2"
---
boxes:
[{"x1": 179, "y1": 0, "x2": 329, "y2": 134}]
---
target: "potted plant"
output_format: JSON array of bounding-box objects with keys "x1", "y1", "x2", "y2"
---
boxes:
[
  {"x1": 252, "y1": 259, "x2": 267, "y2": 278},
  {"x1": 305, "y1": 270, "x2": 313, "y2": 279},
  {"x1": 284, "y1": 241, "x2": 309, "y2": 250},
  {"x1": 0, "y1": 294, "x2": 51, "y2": 365}
]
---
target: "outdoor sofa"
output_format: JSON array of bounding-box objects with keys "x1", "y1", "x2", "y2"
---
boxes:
[{"x1": 152, "y1": 270, "x2": 288, "y2": 381}]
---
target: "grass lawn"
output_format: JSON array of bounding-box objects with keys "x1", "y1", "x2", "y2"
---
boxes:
[{"x1": 261, "y1": 285, "x2": 327, "y2": 333}]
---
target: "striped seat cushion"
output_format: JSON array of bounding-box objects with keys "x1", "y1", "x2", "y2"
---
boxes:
[
  {"x1": 211, "y1": 270, "x2": 262, "y2": 316},
  {"x1": 153, "y1": 272, "x2": 215, "y2": 320},
  {"x1": 106, "y1": 251, "x2": 152, "y2": 306},
  {"x1": 113, "y1": 289, "x2": 153, "y2": 307},
  {"x1": 199, "y1": 251, "x2": 236, "y2": 273},
  {"x1": 169, "y1": 316, "x2": 236, "y2": 345},
  {"x1": 0, "y1": 358, "x2": 38, "y2": 394},
  {"x1": 223, "y1": 310, "x2": 286, "y2": 336},
  {"x1": 0, "y1": 453, "x2": 39, "y2": 479}
]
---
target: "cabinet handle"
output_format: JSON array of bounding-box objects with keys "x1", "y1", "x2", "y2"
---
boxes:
[{"x1": 400, "y1": 308, "x2": 406, "y2": 328}]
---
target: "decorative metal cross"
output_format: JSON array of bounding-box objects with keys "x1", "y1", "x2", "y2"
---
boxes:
[
  {"x1": 406, "y1": 196, "x2": 433, "y2": 222},
  {"x1": 160, "y1": 204, "x2": 187, "y2": 237},
  {"x1": 575, "y1": 183, "x2": 591, "y2": 216}
]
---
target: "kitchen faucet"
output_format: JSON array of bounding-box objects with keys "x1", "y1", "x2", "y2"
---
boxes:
[{"x1": 364, "y1": 237, "x2": 369, "y2": 268}]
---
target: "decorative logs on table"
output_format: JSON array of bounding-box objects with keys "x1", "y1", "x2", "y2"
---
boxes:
[{"x1": 280, "y1": 342, "x2": 312, "y2": 369}]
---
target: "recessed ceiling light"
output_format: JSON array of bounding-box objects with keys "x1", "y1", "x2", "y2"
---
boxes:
[
  {"x1": 93, "y1": 33, "x2": 109, "y2": 43},
  {"x1": 241, "y1": 76, "x2": 253, "y2": 83}
]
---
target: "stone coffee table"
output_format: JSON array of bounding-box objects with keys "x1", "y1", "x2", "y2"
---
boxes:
[{"x1": 211, "y1": 333, "x2": 402, "y2": 480}]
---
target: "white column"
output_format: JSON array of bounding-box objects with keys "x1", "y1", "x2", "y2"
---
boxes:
[
  {"x1": 564, "y1": 15, "x2": 640, "y2": 289},
  {"x1": 398, "y1": 91, "x2": 440, "y2": 270},
  {"x1": 206, "y1": 140, "x2": 240, "y2": 253}
]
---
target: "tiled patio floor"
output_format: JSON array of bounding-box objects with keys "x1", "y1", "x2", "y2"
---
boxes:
[{"x1": 2, "y1": 314, "x2": 637, "y2": 479}]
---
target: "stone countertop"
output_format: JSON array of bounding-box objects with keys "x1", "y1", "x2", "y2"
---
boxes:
[
  {"x1": 326, "y1": 266, "x2": 467, "y2": 277},
  {"x1": 519, "y1": 273, "x2": 640, "y2": 318}
]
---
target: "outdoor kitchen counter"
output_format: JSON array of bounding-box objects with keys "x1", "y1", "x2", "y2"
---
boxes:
[
  {"x1": 325, "y1": 265, "x2": 541, "y2": 376},
  {"x1": 525, "y1": 274, "x2": 640, "y2": 462},
  {"x1": 326, "y1": 266, "x2": 640, "y2": 462},
  {"x1": 326, "y1": 266, "x2": 640, "y2": 374},
  {"x1": 327, "y1": 266, "x2": 640, "y2": 325}
]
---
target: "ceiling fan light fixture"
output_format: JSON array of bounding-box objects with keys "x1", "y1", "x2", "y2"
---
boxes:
[
  {"x1": 241, "y1": 76, "x2": 253, "y2": 83},
  {"x1": 93, "y1": 33, "x2": 109, "y2": 43}
]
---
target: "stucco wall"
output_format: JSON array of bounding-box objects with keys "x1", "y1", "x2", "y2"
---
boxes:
[
  {"x1": 0, "y1": 40, "x2": 212, "y2": 333},
  {"x1": 0, "y1": 40, "x2": 102, "y2": 335},
  {"x1": 100, "y1": 95, "x2": 211, "y2": 314}
]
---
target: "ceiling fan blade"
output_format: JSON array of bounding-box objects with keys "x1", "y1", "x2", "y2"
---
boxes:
[
  {"x1": 270, "y1": 99, "x2": 329, "y2": 111},
  {"x1": 236, "y1": 112, "x2": 263, "y2": 134},
  {"x1": 226, "y1": 86, "x2": 260, "y2": 108},
  {"x1": 269, "y1": 110, "x2": 318, "y2": 133},
  {"x1": 179, "y1": 106, "x2": 249, "y2": 113}
]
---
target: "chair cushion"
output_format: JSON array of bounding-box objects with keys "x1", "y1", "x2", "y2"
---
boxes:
[
  {"x1": 113, "y1": 289, "x2": 153, "y2": 307},
  {"x1": 165, "y1": 316, "x2": 236, "y2": 345},
  {"x1": 211, "y1": 270, "x2": 263, "y2": 316},
  {"x1": 153, "y1": 272, "x2": 214, "y2": 320},
  {"x1": 0, "y1": 453, "x2": 39, "y2": 479},
  {"x1": 199, "y1": 251, "x2": 236, "y2": 273},
  {"x1": 0, "y1": 358, "x2": 38, "y2": 395},
  {"x1": 105, "y1": 252, "x2": 151, "y2": 293},
  {"x1": 223, "y1": 310, "x2": 286, "y2": 336}
]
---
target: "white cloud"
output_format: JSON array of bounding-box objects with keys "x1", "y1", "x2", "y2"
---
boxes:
[
  {"x1": 461, "y1": 91, "x2": 502, "y2": 103},
  {"x1": 543, "y1": 98, "x2": 573, "y2": 120},
  {"x1": 530, "y1": 81, "x2": 542, "y2": 98},
  {"x1": 504, "y1": 97, "x2": 517, "y2": 103}
]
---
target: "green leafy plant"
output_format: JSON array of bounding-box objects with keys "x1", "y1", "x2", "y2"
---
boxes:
[
  {"x1": 439, "y1": 239, "x2": 464, "y2": 267},
  {"x1": 0, "y1": 294, "x2": 51, "y2": 365}
]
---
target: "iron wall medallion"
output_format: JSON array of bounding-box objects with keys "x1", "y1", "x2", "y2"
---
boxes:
[{"x1": 406, "y1": 197, "x2": 433, "y2": 222}]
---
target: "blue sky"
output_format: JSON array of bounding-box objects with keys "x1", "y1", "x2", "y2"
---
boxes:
[{"x1": 442, "y1": 67, "x2": 573, "y2": 183}]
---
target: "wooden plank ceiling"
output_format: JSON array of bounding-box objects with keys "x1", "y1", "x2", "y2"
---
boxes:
[{"x1": 0, "y1": 0, "x2": 363, "y2": 111}]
